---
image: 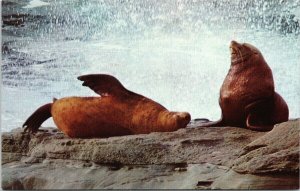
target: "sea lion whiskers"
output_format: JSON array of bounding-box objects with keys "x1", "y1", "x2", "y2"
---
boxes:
[
  {"x1": 230, "y1": 47, "x2": 243, "y2": 65},
  {"x1": 237, "y1": 48, "x2": 244, "y2": 65}
]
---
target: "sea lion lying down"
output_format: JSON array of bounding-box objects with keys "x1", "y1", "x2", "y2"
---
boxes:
[{"x1": 23, "y1": 74, "x2": 191, "y2": 138}]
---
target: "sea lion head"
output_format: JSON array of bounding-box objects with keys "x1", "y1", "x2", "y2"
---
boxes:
[
  {"x1": 172, "y1": 112, "x2": 191, "y2": 129},
  {"x1": 230, "y1": 40, "x2": 263, "y2": 65}
]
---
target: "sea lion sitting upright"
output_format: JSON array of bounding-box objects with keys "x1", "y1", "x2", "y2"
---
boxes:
[
  {"x1": 23, "y1": 74, "x2": 191, "y2": 138},
  {"x1": 197, "y1": 40, "x2": 289, "y2": 131}
]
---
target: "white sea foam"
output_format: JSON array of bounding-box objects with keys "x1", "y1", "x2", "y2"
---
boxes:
[
  {"x1": 2, "y1": 0, "x2": 299, "y2": 132},
  {"x1": 23, "y1": 0, "x2": 50, "y2": 9}
]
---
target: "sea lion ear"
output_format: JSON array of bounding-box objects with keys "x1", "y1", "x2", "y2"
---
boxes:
[{"x1": 77, "y1": 74, "x2": 127, "y2": 96}]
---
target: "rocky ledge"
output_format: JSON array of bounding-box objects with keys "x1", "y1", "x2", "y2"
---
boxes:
[{"x1": 2, "y1": 119, "x2": 299, "y2": 189}]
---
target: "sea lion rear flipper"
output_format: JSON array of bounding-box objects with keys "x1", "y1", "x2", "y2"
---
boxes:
[
  {"x1": 245, "y1": 98, "x2": 272, "y2": 114},
  {"x1": 77, "y1": 74, "x2": 128, "y2": 97},
  {"x1": 246, "y1": 113, "x2": 273, "y2": 131},
  {"x1": 245, "y1": 98, "x2": 274, "y2": 131},
  {"x1": 23, "y1": 103, "x2": 52, "y2": 134}
]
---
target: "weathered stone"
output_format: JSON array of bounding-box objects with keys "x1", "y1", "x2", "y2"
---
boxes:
[
  {"x1": 2, "y1": 160, "x2": 228, "y2": 190},
  {"x1": 212, "y1": 169, "x2": 299, "y2": 189},
  {"x1": 231, "y1": 119, "x2": 300, "y2": 174},
  {"x1": 2, "y1": 126, "x2": 264, "y2": 166},
  {"x1": 1, "y1": 120, "x2": 299, "y2": 189}
]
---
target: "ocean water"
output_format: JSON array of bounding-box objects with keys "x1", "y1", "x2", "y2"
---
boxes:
[{"x1": 1, "y1": 0, "x2": 300, "y2": 132}]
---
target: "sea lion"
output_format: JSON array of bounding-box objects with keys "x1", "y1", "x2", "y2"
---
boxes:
[
  {"x1": 197, "y1": 40, "x2": 289, "y2": 131},
  {"x1": 23, "y1": 74, "x2": 191, "y2": 138}
]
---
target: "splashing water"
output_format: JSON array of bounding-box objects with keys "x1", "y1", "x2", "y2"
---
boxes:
[{"x1": 2, "y1": 0, "x2": 300, "y2": 132}]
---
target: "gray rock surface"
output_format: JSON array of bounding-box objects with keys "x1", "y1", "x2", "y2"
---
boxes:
[
  {"x1": 2, "y1": 120, "x2": 299, "y2": 189},
  {"x1": 231, "y1": 120, "x2": 300, "y2": 174}
]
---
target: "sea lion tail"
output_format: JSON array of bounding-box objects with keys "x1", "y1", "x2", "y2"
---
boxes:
[{"x1": 23, "y1": 103, "x2": 52, "y2": 134}]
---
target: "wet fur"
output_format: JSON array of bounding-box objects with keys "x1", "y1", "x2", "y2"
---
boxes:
[
  {"x1": 197, "y1": 41, "x2": 289, "y2": 131},
  {"x1": 23, "y1": 74, "x2": 191, "y2": 138}
]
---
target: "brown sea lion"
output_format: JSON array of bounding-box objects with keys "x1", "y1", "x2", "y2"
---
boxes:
[
  {"x1": 23, "y1": 74, "x2": 191, "y2": 138},
  {"x1": 197, "y1": 40, "x2": 289, "y2": 131}
]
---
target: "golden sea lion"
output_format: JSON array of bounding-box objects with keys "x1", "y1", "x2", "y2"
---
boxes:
[
  {"x1": 23, "y1": 74, "x2": 191, "y2": 138},
  {"x1": 197, "y1": 41, "x2": 289, "y2": 131}
]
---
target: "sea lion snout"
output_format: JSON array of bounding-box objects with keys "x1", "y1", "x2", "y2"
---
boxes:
[
  {"x1": 230, "y1": 40, "x2": 260, "y2": 64},
  {"x1": 230, "y1": 40, "x2": 243, "y2": 51},
  {"x1": 230, "y1": 40, "x2": 260, "y2": 55},
  {"x1": 230, "y1": 41, "x2": 241, "y2": 57},
  {"x1": 230, "y1": 40, "x2": 240, "y2": 47}
]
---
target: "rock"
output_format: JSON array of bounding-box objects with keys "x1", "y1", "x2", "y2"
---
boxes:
[
  {"x1": 212, "y1": 169, "x2": 299, "y2": 190},
  {"x1": 2, "y1": 126, "x2": 264, "y2": 166},
  {"x1": 2, "y1": 161, "x2": 229, "y2": 189},
  {"x1": 231, "y1": 119, "x2": 300, "y2": 174},
  {"x1": 1, "y1": 120, "x2": 299, "y2": 189}
]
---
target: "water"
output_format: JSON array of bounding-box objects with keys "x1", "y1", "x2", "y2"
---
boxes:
[{"x1": 1, "y1": 0, "x2": 300, "y2": 132}]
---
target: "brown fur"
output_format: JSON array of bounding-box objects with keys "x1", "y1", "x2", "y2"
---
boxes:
[
  {"x1": 198, "y1": 41, "x2": 289, "y2": 131},
  {"x1": 23, "y1": 74, "x2": 191, "y2": 138}
]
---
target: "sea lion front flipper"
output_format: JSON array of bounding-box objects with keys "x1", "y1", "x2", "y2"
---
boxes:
[
  {"x1": 77, "y1": 74, "x2": 128, "y2": 97},
  {"x1": 194, "y1": 118, "x2": 224, "y2": 127},
  {"x1": 194, "y1": 118, "x2": 211, "y2": 123},
  {"x1": 245, "y1": 98, "x2": 274, "y2": 131},
  {"x1": 194, "y1": 112, "x2": 225, "y2": 127}
]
